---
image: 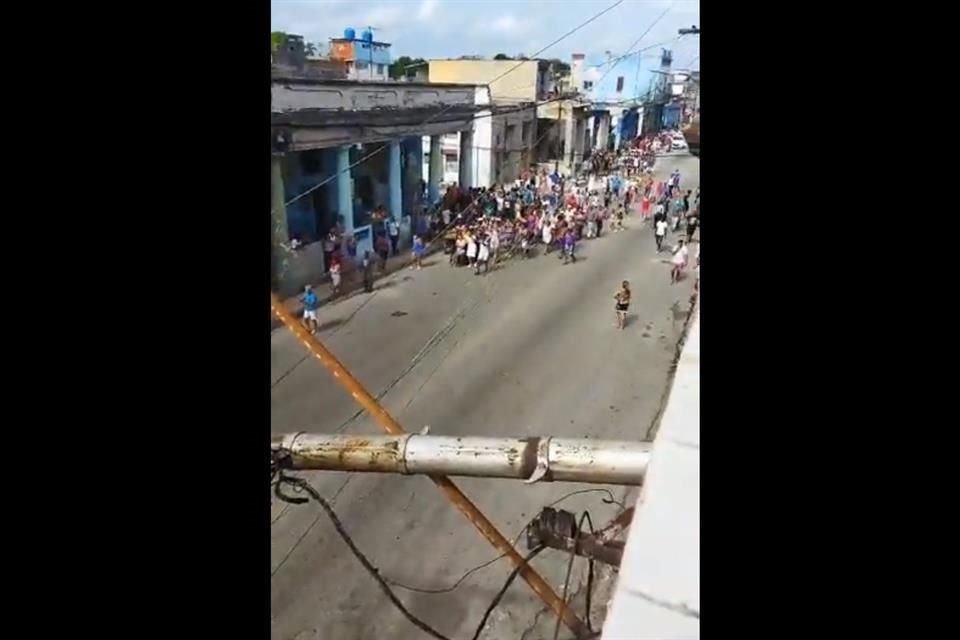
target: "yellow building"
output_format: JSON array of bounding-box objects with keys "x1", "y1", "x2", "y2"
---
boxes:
[{"x1": 427, "y1": 59, "x2": 550, "y2": 103}]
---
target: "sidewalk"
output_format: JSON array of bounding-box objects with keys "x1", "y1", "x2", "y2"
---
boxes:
[
  {"x1": 271, "y1": 244, "x2": 444, "y2": 329},
  {"x1": 602, "y1": 303, "x2": 700, "y2": 639}
]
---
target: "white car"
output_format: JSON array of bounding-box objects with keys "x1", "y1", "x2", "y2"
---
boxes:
[{"x1": 671, "y1": 137, "x2": 689, "y2": 150}]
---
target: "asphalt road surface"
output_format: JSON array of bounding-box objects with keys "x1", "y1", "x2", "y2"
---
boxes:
[{"x1": 270, "y1": 153, "x2": 700, "y2": 640}]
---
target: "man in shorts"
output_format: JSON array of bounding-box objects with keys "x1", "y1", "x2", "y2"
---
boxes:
[
  {"x1": 301, "y1": 285, "x2": 320, "y2": 334},
  {"x1": 614, "y1": 280, "x2": 631, "y2": 330}
]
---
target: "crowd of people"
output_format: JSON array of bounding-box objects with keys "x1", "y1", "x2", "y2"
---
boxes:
[{"x1": 298, "y1": 131, "x2": 700, "y2": 332}]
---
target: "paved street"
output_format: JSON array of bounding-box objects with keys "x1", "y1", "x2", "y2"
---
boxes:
[{"x1": 271, "y1": 153, "x2": 700, "y2": 640}]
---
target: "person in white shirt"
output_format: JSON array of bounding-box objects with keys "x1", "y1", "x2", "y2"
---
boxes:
[
  {"x1": 475, "y1": 238, "x2": 490, "y2": 275},
  {"x1": 655, "y1": 219, "x2": 668, "y2": 252},
  {"x1": 387, "y1": 218, "x2": 400, "y2": 255},
  {"x1": 670, "y1": 239, "x2": 689, "y2": 284},
  {"x1": 466, "y1": 234, "x2": 478, "y2": 267},
  {"x1": 488, "y1": 229, "x2": 500, "y2": 266},
  {"x1": 542, "y1": 220, "x2": 553, "y2": 255},
  {"x1": 442, "y1": 208, "x2": 452, "y2": 227}
]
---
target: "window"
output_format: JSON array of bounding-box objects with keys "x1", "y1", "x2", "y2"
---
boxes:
[
  {"x1": 444, "y1": 153, "x2": 459, "y2": 175},
  {"x1": 377, "y1": 64, "x2": 385, "y2": 75},
  {"x1": 357, "y1": 61, "x2": 368, "y2": 70},
  {"x1": 584, "y1": 81, "x2": 594, "y2": 91}
]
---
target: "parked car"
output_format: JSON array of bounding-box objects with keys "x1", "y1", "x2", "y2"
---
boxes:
[{"x1": 671, "y1": 137, "x2": 689, "y2": 150}]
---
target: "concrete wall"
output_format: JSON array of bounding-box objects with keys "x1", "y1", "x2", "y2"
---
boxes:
[
  {"x1": 428, "y1": 59, "x2": 539, "y2": 102},
  {"x1": 603, "y1": 307, "x2": 700, "y2": 639},
  {"x1": 272, "y1": 80, "x2": 477, "y2": 113}
]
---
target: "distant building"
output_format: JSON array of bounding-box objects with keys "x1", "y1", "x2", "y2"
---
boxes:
[
  {"x1": 328, "y1": 28, "x2": 392, "y2": 82},
  {"x1": 426, "y1": 58, "x2": 565, "y2": 182}
]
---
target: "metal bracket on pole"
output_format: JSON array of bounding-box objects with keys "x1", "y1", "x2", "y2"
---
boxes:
[{"x1": 525, "y1": 436, "x2": 552, "y2": 484}]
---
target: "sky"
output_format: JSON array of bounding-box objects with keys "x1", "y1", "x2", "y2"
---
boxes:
[{"x1": 271, "y1": 0, "x2": 699, "y2": 102}]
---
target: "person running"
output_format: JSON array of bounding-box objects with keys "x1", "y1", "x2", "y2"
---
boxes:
[
  {"x1": 614, "y1": 280, "x2": 631, "y2": 330},
  {"x1": 670, "y1": 239, "x2": 689, "y2": 284},
  {"x1": 301, "y1": 285, "x2": 320, "y2": 334},
  {"x1": 641, "y1": 193, "x2": 652, "y2": 221},
  {"x1": 655, "y1": 217, "x2": 668, "y2": 252}
]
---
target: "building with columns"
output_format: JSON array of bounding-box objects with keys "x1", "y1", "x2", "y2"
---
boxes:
[{"x1": 271, "y1": 74, "x2": 488, "y2": 294}]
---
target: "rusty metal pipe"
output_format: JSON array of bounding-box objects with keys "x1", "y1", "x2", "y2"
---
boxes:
[
  {"x1": 273, "y1": 433, "x2": 651, "y2": 486},
  {"x1": 270, "y1": 294, "x2": 588, "y2": 637}
]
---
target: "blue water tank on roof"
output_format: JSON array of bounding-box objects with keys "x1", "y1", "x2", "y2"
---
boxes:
[
  {"x1": 344, "y1": 27, "x2": 356, "y2": 40},
  {"x1": 361, "y1": 30, "x2": 373, "y2": 42}
]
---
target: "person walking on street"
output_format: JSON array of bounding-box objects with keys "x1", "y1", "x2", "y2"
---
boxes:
[
  {"x1": 686, "y1": 209, "x2": 700, "y2": 244},
  {"x1": 375, "y1": 233, "x2": 390, "y2": 272},
  {"x1": 655, "y1": 217, "x2": 668, "y2": 252},
  {"x1": 562, "y1": 228, "x2": 577, "y2": 264},
  {"x1": 329, "y1": 258, "x2": 342, "y2": 296},
  {"x1": 361, "y1": 251, "x2": 374, "y2": 293},
  {"x1": 388, "y1": 217, "x2": 400, "y2": 255},
  {"x1": 411, "y1": 235, "x2": 426, "y2": 270}
]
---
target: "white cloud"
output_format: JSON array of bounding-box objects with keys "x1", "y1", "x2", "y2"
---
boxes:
[
  {"x1": 490, "y1": 15, "x2": 525, "y2": 35},
  {"x1": 417, "y1": 0, "x2": 439, "y2": 21},
  {"x1": 361, "y1": 5, "x2": 406, "y2": 30}
]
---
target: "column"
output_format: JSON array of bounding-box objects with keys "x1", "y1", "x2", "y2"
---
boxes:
[
  {"x1": 459, "y1": 129, "x2": 474, "y2": 189},
  {"x1": 336, "y1": 145, "x2": 353, "y2": 235},
  {"x1": 270, "y1": 154, "x2": 289, "y2": 288},
  {"x1": 563, "y1": 111, "x2": 575, "y2": 172},
  {"x1": 428, "y1": 135, "x2": 442, "y2": 205},
  {"x1": 572, "y1": 118, "x2": 584, "y2": 168},
  {"x1": 388, "y1": 141, "x2": 402, "y2": 222}
]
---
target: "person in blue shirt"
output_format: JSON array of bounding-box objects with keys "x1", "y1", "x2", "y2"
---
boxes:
[
  {"x1": 561, "y1": 228, "x2": 577, "y2": 265},
  {"x1": 301, "y1": 285, "x2": 320, "y2": 334},
  {"x1": 411, "y1": 235, "x2": 426, "y2": 270}
]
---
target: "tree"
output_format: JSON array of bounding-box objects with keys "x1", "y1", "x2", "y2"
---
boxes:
[
  {"x1": 546, "y1": 58, "x2": 571, "y2": 75},
  {"x1": 304, "y1": 41, "x2": 318, "y2": 57},
  {"x1": 389, "y1": 55, "x2": 426, "y2": 80},
  {"x1": 493, "y1": 53, "x2": 511, "y2": 60},
  {"x1": 270, "y1": 31, "x2": 287, "y2": 52}
]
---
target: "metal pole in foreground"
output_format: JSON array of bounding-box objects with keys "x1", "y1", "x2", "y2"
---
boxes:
[
  {"x1": 275, "y1": 433, "x2": 651, "y2": 485},
  {"x1": 270, "y1": 294, "x2": 588, "y2": 638}
]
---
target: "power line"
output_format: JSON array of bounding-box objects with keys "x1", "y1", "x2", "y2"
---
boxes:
[
  {"x1": 471, "y1": 545, "x2": 546, "y2": 640},
  {"x1": 598, "y1": 0, "x2": 676, "y2": 88},
  {"x1": 272, "y1": 469, "x2": 453, "y2": 640},
  {"x1": 275, "y1": 0, "x2": 627, "y2": 213},
  {"x1": 385, "y1": 488, "x2": 624, "y2": 595}
]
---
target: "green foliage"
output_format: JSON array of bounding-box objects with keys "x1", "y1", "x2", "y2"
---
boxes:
[{"x1": 389, "y1": 56, "x2": 426, "y2": 79}]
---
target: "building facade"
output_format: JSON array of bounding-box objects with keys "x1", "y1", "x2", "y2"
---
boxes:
[
  {"x1": 327, "y1": 28, "x2": 392, "y2": 82},
  {"x1": 271, "y1": 76, "x2": 487, "y2": 294},
  {"x1": 427, "y1": 59, "x2": 551, "y2": 184}
]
